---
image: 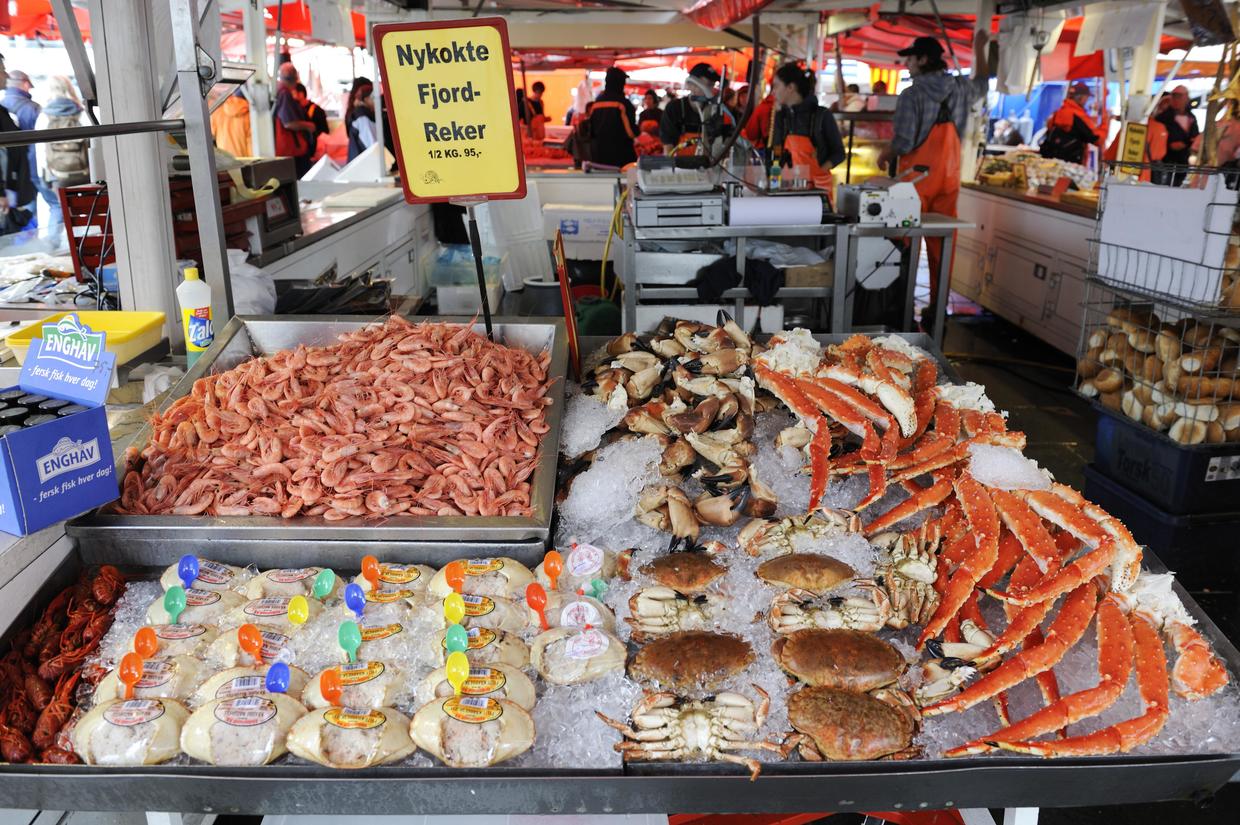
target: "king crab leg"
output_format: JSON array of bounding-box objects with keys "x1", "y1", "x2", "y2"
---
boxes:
[
  {"x1": 921, "y1": 580, "x2": 1101, "y2": 717},
  {"x1": 995, "y1": 610, "x2": 1169, "y2": 757},
  {"x1": 919, "y1": 473, "x2": 1000, "y2": 648},
  {"x1": 946, "y1": 594, "x2": 1136, "y2": 757},
  {"x1": 863, "y1": 469, "x2": 954, "y2": 536},
  {"x1": 990, "y1": 489, "x2": 1061, "y2": 574},
  {"x1": 753, "y1": 366, "x2": 831, "y2": 511}
]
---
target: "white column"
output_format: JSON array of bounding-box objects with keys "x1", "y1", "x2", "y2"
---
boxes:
[
  {"x1": 244, "y1": 0, "x2": 275, "y2": 157},
  {"x1": 960, "y1": 0, "x2": 996, "y2": 184},
  {"x1": 89, "y1": 0, "x2": 180, "y2": 344}
]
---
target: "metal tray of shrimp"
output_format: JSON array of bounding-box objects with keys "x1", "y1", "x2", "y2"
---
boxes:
[
  {"x1": 0, "y1": 541, "x2": 1237, "y2": 816},
  {"x1": 68, "y1": 315, "x2": 568, "y2": 564}
]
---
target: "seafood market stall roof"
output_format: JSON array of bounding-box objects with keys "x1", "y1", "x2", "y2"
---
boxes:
[{"x1": 0, "y1": 539, "x2": 1235, "y2": 815}]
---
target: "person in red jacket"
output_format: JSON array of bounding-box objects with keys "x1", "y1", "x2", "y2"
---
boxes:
[
  {"x1": 1041, "y1": 82, "x2": 1105, "y2": 164},
  {"x1": 744, "y1": 92, "x2": 776, "y2": 150}
]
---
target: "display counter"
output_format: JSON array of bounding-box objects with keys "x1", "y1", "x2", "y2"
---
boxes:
[
  {"x1": 254, "y1": 195, "x2": 433, "y2": 299},
  {"x1": 954, "y1": 182, "x2": 1096, "y2": 355}
]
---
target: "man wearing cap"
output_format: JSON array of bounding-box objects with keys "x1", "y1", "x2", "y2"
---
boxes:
[
  {"x1": 1154, "y1": 85, "x2": 1199, "y2": 186},
  {"x1": 661, "y1": 63, "x2": 721, "y2": 156},
  {"x1": 3, "y1": 70, "x2": 42, "y2": 226},
  {"x1": 587, "y1": 66, "x2": 638, "y2": 169},
  {"x1": 272, "y1": 63, "x2": 316, "y2": 176},
  {"x1": 1040, "y1": 82, "x2": 1105, "y2": 164},
  {"x1": 876, "y1": 33, "x2": 988, "y2": 330}
]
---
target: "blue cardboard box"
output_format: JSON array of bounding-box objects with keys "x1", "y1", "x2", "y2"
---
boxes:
[{"x1": 0, "y1": 314, "x2": 118, "y2": 536}]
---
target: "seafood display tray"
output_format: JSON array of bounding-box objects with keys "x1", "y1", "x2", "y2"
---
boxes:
[
  {"x1": 69, "y1": 315, "x2": 569, "y2": 561},
  {"x1": 0, "y1": 538, "x2": 1236, "y2": 816}
]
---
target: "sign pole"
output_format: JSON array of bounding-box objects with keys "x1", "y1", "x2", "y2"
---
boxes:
[{"x1": 465, "y1": 202, "x2": 494, "y2": 340}]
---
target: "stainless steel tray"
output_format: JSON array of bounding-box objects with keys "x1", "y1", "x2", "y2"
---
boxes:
[
  {"x1": 70, "y1": 316, "x2": 568, "y2": 559},
  {"x1": 0, "y1": 541, "x2": 1236, "y2": 815}
]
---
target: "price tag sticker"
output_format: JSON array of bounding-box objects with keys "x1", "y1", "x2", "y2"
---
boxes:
[{"x1": 375, "y1": 17, "x2": 526, "y2": 204}]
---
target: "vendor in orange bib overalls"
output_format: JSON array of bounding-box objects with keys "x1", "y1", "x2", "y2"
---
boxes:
[
  {"x1": 877, "y1": 34, "x2": 990, "y2": 331},
  {"x1": 769, "y1": 62, "x2": 846, "y2": 201}
]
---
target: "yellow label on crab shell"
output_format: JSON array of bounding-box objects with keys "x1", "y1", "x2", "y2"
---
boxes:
[
  {"x1": 442, "y1": 695, "x2": 503, "y2": 724},
  {"x1": 461, "y1": 666, "x2": 506, "y2": 695},
  {"x1": 379, "y1": 564, "x2": 421, "y2": 584},
  {"x1": 324, "y1": 707, "x2": 386, "y2": 730},
  {"x1": 364, "y1": 589, "x2": 414, "y2": 604},
  {"x1": 461, "y1": 594, "x2": 495, "y2": 617},
  {"x1": 104, "y1": 699, "x2": 165, "y2": 727},
  {"x1": 465, "y1": 558, "x2": 504, "y2": 575},
  {"x1": 441, "y1": 627, "x2": 497, "y2": 650},
  {"x1": 361, "y1": 623, "x2": 404, "y2": 642},
  {"x1": 338, "y1": 661, "x2": 386, "y2": 686}
]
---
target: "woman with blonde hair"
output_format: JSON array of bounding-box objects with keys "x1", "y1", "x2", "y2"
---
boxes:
[{"x1": 35, "y1": 75, "x2": 88, "y2": 233}]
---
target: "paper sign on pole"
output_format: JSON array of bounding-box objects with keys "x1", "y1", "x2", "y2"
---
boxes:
[
  {"x1": 374, "y1": 17, "x2": 526, "y2": 204},
  {"x1": 1121, "y1": 122, "x2": 1148, "y2": 165}
]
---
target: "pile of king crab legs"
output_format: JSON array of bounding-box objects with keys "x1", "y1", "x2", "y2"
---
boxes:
[{"x1": 754, "y1": 331, "x2": 1232, "y2": 757}]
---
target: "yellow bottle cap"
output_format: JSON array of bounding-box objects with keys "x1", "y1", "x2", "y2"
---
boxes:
[{"x1": 184, "y1": 267, "x2": 200, "y2": 281}]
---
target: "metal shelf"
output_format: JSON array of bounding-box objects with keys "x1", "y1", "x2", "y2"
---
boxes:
[{"x1": 637, "y1": 286, "x2": 829, "y2": 300}]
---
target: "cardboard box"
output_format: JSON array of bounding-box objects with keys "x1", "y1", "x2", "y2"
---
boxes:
[
  {"x1": 542, "y1": 203, "x2": 615, "y2": 243},
  {"x1": 0, "y1": 314, "x2": 118, "y2": 536}
]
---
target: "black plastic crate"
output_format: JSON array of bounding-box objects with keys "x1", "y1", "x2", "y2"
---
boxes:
[
  {"x1": 1092, "y1": 402, "x2": 1240, "y2": 515},
  {"x1": 1083, "y1": 464, "x2": 1240, "y2": 562}
]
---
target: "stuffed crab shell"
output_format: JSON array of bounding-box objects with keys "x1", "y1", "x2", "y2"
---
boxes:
[
  {"x1": 159, "y1": 559, "x2": 251, "y2": 592},
  {"x1": 527, "y1": 592, "x2": 616, "y2": 632},
  {"x1": 191, "y1": 666, "x2": 310, "y2": 706},
  {"x1": 287, "y1": 707, "x2": 416, "y2": 769},
  {"x1": 433, "y1": 627, "x2": 529, "y2": 668},
  {"x1": 415, "y1": 664, "x2": 536, "y2": 711},
  {"x1": 147, "y1": 587, "x2": 246, "y2": 626},
  {"x1": 131, "y1": 623, "x2": 218, "y2": 658},
  {"x1": 410, "y1": 697, "x2": 535, "y2": 768},
  {"x1": 181, "y1": 694, "x2": 306, "y2": 765},
  {"x1": 535, "y1": 543, "x2": 630, "y2": 593},
  {"x1": 73, "y1": 699, "x2": 189, "y2": 766},
  {"x1": 93, "y1": 655, "x2": 207, "y2": 704},
  {"x1": 246, "y1": 567, "x2": 339, "y2": 600},
  {"x1": 203, "y1": 624, "x2": 293, "y2": 669},
  {"x1": 355, "y1": 563, "x2": 435, "y2": 596},
  {"x1": 301, "y1": 661, "x2": 406, "y2": 710},
  {"x1": 427, "y1": 557, "x2": 534, "y2": 599},
  {"x1": 222, "y1": 596, "x2": 324, "y2": 633},
  {"x1": 530, "y1": 626, "x2": 625, "y2": 685}
]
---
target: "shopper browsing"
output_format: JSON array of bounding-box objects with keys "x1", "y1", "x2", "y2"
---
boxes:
[
  {"x1": 1155, "y1": 85, "x2": 1200, "y2": 186},
  {"x1": 769, "y1": 62, "x2": 846, "y2": 196},
  {"x1": 345, "y1": 77, "x2": 376, "y2": 162},
  {"x1": 1040, "y1": 82, "x2": 1105, "y2": 164},
  {"x1": 587, "y1": 66, "x2": 638, "y2": 169},
  {"x1": 34, "y1": 76, "x2": 89, "y2": 233},
  {"x1": 272, "y1": 63, "x2": 316, "y2": 175},
  {"x1": 639, "y1": 90, "x2": 663, "y2": 128},
  {"x1": 3, "y1": 69, "x2": 40, "y2": 227},
  {"x1": 0, "y1": 55, "x2": 34, "y2": 234}
]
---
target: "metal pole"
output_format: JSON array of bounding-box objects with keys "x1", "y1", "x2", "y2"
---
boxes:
[
  {"x1": 0, "y1": 120, "x2": 184, "y2": 146},
  {"x1": 49, "y1": 0, "x2": 97, "y2": 109},
  {"x1": 466, "y1": 204, "x2": 494, "y2": 340},
  {"x1": 170, "y1": 0, "x2": 234, "y2": 324}
]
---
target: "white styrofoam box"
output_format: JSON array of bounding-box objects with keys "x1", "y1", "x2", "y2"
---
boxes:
[
  {"x1": 1097, "y1": 176, "x2": 1238, "y2": 303},
  {"x1": 437, "y1": 281, "x2": 504, "y2": 315},
  {"x1": 488, "y1": 181, "x2": 544, "y2": 239},
  {"x1": 634, "y1": 304, "x2": 783, "y2": 334},
  {"x1": 563, "y1": 240, "x2": 608, "y2": 261},
  {"x1": 543, "y1": 203, "x2": 616, "y2": 243}
]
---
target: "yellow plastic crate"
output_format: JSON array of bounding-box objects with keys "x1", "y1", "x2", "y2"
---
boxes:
[{"x1": 6, "y1": 311, "x2": 166, "y2": 366}]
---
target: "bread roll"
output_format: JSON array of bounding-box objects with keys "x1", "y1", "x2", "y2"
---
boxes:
[
  {"x1": 1094, "y1": 368, "x2": 1124, "y2": 393},
  {"x1": 1101, "y1": 391, "x2": 1122, "y2": 412},
  {"x1": 1206, "y1": 421, "x2": 1227, "y2": 444},
  {"x1": 1180, "y1": 347, "x2": 1222, "y2": 373},
  {"x1": 1121, "y1": 390, "x2": 1144, "y2": 422},
  {"x1": 1077, "y1": 350, "x2": 1102, "y2": 379},
  {"x1": 1155, "y1": 328, "x2": 1182, "y2": 364},
  {"x1": 1170, "y1": 418, "x2": 1207, "y2": 445}
]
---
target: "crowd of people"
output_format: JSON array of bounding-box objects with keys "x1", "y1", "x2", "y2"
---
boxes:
[{"x1": 0, "y1": 54, "x2": 88, "y2": 237}]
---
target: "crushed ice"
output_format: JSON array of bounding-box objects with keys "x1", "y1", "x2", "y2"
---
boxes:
[
  {"x1": 560, "y1": 387, "x2": 625, "y2": 459},
  {"x1": 967, "y1": 443, "x2": 1053, "y2": 491}
]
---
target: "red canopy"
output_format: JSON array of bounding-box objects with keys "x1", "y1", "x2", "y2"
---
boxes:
[
  {"x1": 220, "y1": 3, "x2": 367, "y2": 47},
  {"x1": 834, "y1": 14, "x2": 978, "y2": 69},
  {"x1": 0, "y1": 0, "x2": 90, "y2": 40},
  {"x1": 682, "y1": 0, "x2": 776, "y2": 31}
]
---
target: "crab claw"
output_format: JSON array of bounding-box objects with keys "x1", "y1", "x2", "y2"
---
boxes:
[
  {"x1": 626, "y1": 364, "x2": 665, "y2": 403},
  {"x1": 659, "y1": 437, "x2": 698, "y2": 477},
  {"x1": 667, "y1": 397, "x2": 722, "y2": 434},
  {"x1": 695, "y1": 487, "x2": 748, "y2": 527}
]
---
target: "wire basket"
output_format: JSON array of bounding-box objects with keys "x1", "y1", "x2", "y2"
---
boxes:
[
  {"x1": 1075, "y1": 280, "x2": 1240, "y2": 445},
  {"x1": 1092, "y1": 161, "x2": 1240, "y2": 314}
]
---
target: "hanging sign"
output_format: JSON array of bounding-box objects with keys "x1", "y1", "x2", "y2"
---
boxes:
[
  {"x1": 374, "y1": 17, "x2": 526, "y2": 204},
  {"x1": 1120, "y1": 122, "x2": 1148, "y2": 166}
]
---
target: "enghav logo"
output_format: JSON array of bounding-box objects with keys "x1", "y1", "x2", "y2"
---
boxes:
[
  {"x1": 40, "y1": 315, "x2": 104, "y2": 369},
  {"x1": 36, "y1": 436, "x2": 100, "y2": 483}
]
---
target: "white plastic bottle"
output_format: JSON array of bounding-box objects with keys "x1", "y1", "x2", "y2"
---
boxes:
[{"x1": 176, "y1": 267, "x2": 213, "y2": 367}]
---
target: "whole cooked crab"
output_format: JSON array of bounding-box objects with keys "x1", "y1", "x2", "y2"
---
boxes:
[
  {"x1": 767, "y1": 583, "x2": 891, "y2": 633},
  {"x1": 785, "y1": 685, "x2": 920, "y2": 761},
  {"x1": 638, "y1": 541, "x2": 727, "y2": 595},
  {"x1": 626, "y1": 587, "x2": 718, "y2": 642},
  {"x1": 739, "y1": 511, "x2": 861, "y2": 557},
  {"x1": 756, "y1": 554, "x2": 855, "y2": 595},
  {"x1": 772, "y1": 629, "x2": 905, "y2": 691},
  {"x1": 627, "y1": 631, "x2": 754, "y2": 693}
]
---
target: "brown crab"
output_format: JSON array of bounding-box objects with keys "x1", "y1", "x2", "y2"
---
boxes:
[
  {"x1": 771, "y1": 629, "x2": 905, "y2": 691},
  {"x1": 785, "y1": 685, "x2": 919, "y2": 761},
  {"x1": 627, "y1": 631, "x2": 754, "y2": 693},
  {"x1": 638, "y1": 541, "x2": 728, "y2": 595},
  {"x1": 756, "y1": 554, "x2": 855, "y2": 595}
]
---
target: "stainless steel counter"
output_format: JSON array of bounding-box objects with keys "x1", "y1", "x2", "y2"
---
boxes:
[{"x1": 251, "y1": 197, "x2": 412, "y2": 269}]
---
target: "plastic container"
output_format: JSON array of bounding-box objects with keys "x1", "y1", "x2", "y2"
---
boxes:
[
  {"x1": 1092, "y1": 402, "x2": 1240, "y2": 515},
  {"x1": 436, "y1": 280, "x2": 503, "y2": 315},
  {"x1": 5, "y1": 311, "x2": 166, "y2": 366},
  {"x1": 176, "y1": 267, "x2": 214, "y2": 368},
  {"x1": 429, "y1": 245, "x2": 503, "y2": 287},
  {"x1": 1083, "y1": 464, "x2": 1240, "y2": 559}
]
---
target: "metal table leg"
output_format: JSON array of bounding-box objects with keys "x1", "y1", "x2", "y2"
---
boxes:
[
  {"x1": 622, "y1": 219, "x2": 637, "y2": 332},
  {"x1": 735, "y1": 236, "x2": 747, "y2": 324},
  {"x1": 932, "y1": 230, "x2": 955, "y2": 348},
  {"x1": 831, "y1": 224, "x2": 849, "y2": 333},
  {"x1": 903, "y1": 233, "x2": 923, "y2": 332}
]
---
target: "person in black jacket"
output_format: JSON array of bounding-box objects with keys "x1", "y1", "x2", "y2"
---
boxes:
[
  {"x1": 769, "y1": 62, "x2": 845, "y2": 193},
  {"x1": 1156, "y1": 85, "x2": 1200, "y2": 186},
  {"x1": 1040, "y1": 82, "x2": 1104, "y2": 164},
  {"x1": 587, "y1": 67, "x2": 637, "y2": 169},
  {"x1": 0, "y1": 56, "x2": 34, "y2": 234},
  {"x1": 661, "y1": 63, "x2": 719, "y2": 155}
]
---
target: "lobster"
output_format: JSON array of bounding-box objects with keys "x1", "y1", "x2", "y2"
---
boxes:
[
  {"x1": 22, "y1": 589, "x2": 71, "y2": 659},
  {"x1": 0, "y1": 722, "x2": 32, "y2": 763},
  {"x1": 33, "y1": 672, "x2": 79, "y2": 752},
  {"x1": 91, "y1": 566, "x2": 126, "y2": 607},
  {"x1": 37, "y1": 636, "x2": 100, "y2": 683},
  {"x1": 21, "y1": 660, "x2": 51, "y2": 711}
]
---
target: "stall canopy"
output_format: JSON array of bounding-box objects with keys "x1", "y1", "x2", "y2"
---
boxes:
[
  {"x1": 0, "y1": 0, "x2": 90, "y2": 39},
  {"x1": 220, "y1": 3, "x2": 367, "y2": 47}
]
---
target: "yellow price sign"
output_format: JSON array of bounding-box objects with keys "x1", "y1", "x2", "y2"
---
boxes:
[
  {"x1": 1121, "y1": 122, "x2": 1148, "y2": 166},
  {"x1": 374, "y1": 17, "x2": 526, "y2": 204}
]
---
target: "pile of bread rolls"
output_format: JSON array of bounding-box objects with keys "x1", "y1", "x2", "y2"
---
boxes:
[{"x1": 1078, "y1": 307, "x2": 1240, "y2": 444}]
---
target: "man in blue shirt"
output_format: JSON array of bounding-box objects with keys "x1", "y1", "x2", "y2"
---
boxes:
[{"x1": 2, "y1": 70, "x2": 41, "y2": 227}]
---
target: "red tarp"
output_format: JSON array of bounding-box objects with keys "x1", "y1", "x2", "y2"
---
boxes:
[
  {"x1": 220, "y1": 3, "x2": 367, "y2": 47},
  {"x1": 682, "y1": 0, "x2": 776, "y2": 32},
  {"x1": 0, "y1": 0, "x2": 90, "y2": 40},
  {"x1": 833, "y1": 14, "x2": 979, "y2": 69}
]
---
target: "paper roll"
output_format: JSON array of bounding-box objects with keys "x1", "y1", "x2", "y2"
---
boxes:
[{"x1": 728, "y1": 196, "x2": 822, "y2": 227}]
